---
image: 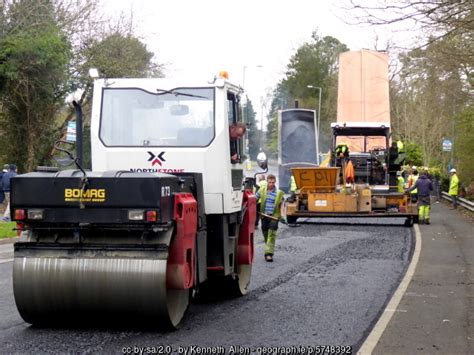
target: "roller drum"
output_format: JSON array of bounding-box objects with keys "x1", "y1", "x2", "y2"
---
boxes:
[{"x1": 13, "y1": 254, "x2": 189, "y2": 328}]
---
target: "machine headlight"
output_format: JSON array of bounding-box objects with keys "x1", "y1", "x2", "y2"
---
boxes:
[
  {"x1": 128, "y1": 210, "x2": 145, "y2": 221},
  {"x1": 27, "y1": 209, "x2": 44, "y2": 220}
]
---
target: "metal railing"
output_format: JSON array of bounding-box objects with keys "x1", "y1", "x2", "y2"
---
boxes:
[{"x1": 441, "y1": 192, "x2": 474, "y2": 212}]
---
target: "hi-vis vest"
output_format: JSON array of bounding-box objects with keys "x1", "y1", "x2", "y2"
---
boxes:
[
  {"x1": 397, "y1": 176, "x2": 405, "y2": 193},
  {"x1": 408, "y1": 174, "x2": 419, "y2": 194},
  {"x1": 255, "y1": 180, "x2": 267, "y2": 203},
  {"x1": 335, "y1": 144, "x2": 349, "y2": 158},
  {"x1": 449, "y1": 174, "x2": 459, "y2": 196},
  {"x1": 396, "y1": 140, "x2": 404, "y2": 152},
  {"x1": 289, "y1": 176, "x2": 297, "y2": 192},
  {"x1": 258, "y1": 185, "x2": 284, "y2": 218}
]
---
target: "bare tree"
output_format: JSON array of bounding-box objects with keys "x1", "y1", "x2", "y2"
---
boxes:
[
  {"x1": 52, "y1": 0, "x2": 163, "y2": 161},
  {"x1": 340, "y1": 0, "x2": 473, "y2": 174},
  {"x1": 342, "y1": 0, "x2": 474, "y2": 51},
  {"x1": 0, "y1": 0, "x2": 163, "y2": 170}
]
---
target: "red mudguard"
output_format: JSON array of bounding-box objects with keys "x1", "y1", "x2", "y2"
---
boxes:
[
  {"x1": 237, "y1": 190, "x2": 256, "y2": 265},
  {"x1": 166, "y1": 193, "x2": 197, "y2": 289}
]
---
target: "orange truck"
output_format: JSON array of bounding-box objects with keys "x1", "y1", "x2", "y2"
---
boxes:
[{"x1": 285, "y1": 50, "x2": 418, "y2": 226}]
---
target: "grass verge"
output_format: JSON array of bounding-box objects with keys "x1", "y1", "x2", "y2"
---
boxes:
[{"x1": 0, "y1": 222, "x2": 17, "y2": 239}]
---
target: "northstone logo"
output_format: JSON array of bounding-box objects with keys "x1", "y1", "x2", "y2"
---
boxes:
[{"x1": 147, "y1": 151, "x2": 166, "y2": 166}]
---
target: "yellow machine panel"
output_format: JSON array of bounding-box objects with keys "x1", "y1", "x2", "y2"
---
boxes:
[
  {"x1": 387, "y1": 195, "x2": 408, "y2": 213},
  {"x1": 292, "y1": 167, "x2": 340, "y2": 193},
  {"x1": 308, "y1": 193, "x2": 334, "y2": 212},
  {"x1": 333, "y1": 193, "x2": 358, "y2": 212},
  {"x1": 355, "y1": 185, "x2": 372, "y2": 212},
  {"x1": 372, "y1": 196, "x2": 387, "y2": 209}
]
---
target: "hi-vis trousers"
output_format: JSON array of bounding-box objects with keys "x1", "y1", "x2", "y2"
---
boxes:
[
  {"x1": 261, "y1": 217, "x2": 279, "y2": 255},
  {"x1": 417, "y1": 196, "x2": 431, "y2": 222}
]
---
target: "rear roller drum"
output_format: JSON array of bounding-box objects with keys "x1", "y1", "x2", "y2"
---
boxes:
[
  {"x1": 226, "y1": 264, "x2": 252, "y2": 296},
  {"x1": 13, "y1": 256, "x2": 190, "y2": 329},
  {"x1": 13, "y1": 244, "x2": 190, "y2": 329},
  {"x1": 225, "y1": 222, "x2": 253, "y2": 297},
  {"x1": 198, "y1": 230, "x2": 253, "y2": 300},
  {"x1": 198, "y1": 263, "x2": 252, "y2": 301}
]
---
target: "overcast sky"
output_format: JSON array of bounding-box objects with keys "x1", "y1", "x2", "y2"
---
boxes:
[{"x1": 100, "y1": 0, "x2": 410, "y2": 123}]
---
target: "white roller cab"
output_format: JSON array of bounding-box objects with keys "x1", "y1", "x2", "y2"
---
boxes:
[{"x1": 90, "y1": 76, "x2": 247, "y2": 214}]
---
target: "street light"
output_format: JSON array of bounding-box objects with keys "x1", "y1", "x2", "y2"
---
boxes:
[
  {"x1": 260, "y1": 97, "x2": 266, "y2": 131},
  {"x1": 307, "y1": 85, "x2": 322, "y2": 165}
]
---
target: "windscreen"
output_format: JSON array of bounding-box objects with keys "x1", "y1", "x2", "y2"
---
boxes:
[
  {"x1": 336, "y1": 136, "x2": 387, "y2": 152},
  {"x1": 99, "y1": 87, "x2": 215, "y2": 147}
]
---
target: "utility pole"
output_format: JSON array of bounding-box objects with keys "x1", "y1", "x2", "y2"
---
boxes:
[
  {"x1": 242, "y1": 65, "x2": 263, "y2": 159},
  {"x1": 260, "y1": 99, "x2": 266, "y2": 150}
]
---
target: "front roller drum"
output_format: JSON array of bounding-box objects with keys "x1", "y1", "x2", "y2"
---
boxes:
[{"x1": 13, "y1": 254, "x2": 189, "y2": 329}]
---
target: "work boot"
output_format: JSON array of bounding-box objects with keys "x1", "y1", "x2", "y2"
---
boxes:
[
  {"x1": 425, "y1": 219, "x2": 430, "y2": 225},
  {"x1": 419, "y1": 219, "x2": 425, "y2": 225}
]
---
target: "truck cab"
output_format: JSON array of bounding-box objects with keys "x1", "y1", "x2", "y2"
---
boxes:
[
  {"x1": 90, "y1": 75, "x2": 248, "y2": 215},
  {"x1": 330, "y1": 122, "x2": 391, "y2": 188}
]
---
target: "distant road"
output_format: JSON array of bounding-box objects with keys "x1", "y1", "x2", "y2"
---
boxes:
[{"x1": 0, "y1": 242, "x2": 13, "y2": 264}]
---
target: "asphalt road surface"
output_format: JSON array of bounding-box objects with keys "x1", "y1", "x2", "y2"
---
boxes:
[{"x1": 0, "y1": 219, "x2": 412, "y2": 354}]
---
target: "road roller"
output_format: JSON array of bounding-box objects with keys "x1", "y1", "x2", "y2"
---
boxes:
[{"x1": 11, "y1": 73, "x2": 263, "y2": 328}]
